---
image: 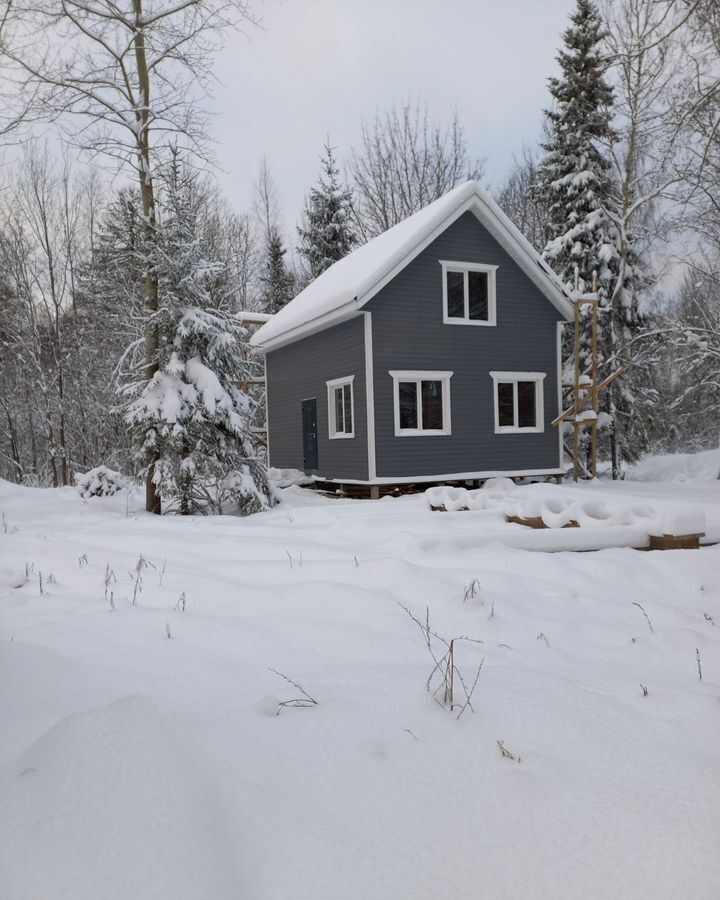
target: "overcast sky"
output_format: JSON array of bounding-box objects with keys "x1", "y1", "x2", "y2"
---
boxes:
[{"x1": 208, "y1": 0, "x2": 576, "y2": 239}]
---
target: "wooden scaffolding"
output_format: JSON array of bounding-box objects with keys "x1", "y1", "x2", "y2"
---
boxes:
[
  {"x1": 235, "y1": 310, "x2": 274, "y2": 450},
  {"x1": 552, "y1": 294, "x2": 622, "y2": 482}
]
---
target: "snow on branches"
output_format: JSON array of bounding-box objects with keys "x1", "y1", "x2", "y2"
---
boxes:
[
  {"x1": 535, "y1": 0, "x2": 619, "y2": 299},
  {"x1": 298, "y1": 142, "x2": 357, "y2": 280},
  {"x1": 124, "y1": 154, "x2": 274, "y2": 515}
]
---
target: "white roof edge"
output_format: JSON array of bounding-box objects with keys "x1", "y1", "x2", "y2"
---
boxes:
[
  {"x1": 353, "y1": 195, "x2": 481, "y2": 307},
  {"x1": 253, "y1": 304, "x2": 363, "y2": 353},
  {"x1": 475, "y1": 189, "x2": 574, "y2": 318},
  {"x1": 468, "y1": 193, "x2": 574, "y2": 320},
  {"x1": 251, "y1": 181, "x2": 572, "y2": 348}
]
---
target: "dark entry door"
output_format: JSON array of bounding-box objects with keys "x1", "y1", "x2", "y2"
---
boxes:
[{"x1": 301, "y1": 399, "x2": 318, "y2": 471}]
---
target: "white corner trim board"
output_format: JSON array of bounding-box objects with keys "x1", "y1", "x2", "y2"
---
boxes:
[
  {"x1": 264, "y1": 354, "x2": 271, "y2": 466},
  {"x1": 363, "y1": 312, "x2": 377, "y2": 480},
  {"x1": 388, "y1": 370, "x2": 453, "y2": 437},
  {"x1": 440, "y1": 260, "x2": 497, "y2": 326},
  {"x1": 490, "y1": 371, "x2": 546, "y2": 434},
  {"x1": 326, "y1": 375, "x2": 355, "y2": 439}
]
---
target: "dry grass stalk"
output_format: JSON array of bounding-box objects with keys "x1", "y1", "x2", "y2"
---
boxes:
[
  {"x1": 400, "y1": 603, "x2": 484, "y2": 719},
  {"x1": 269, "y1": 668, "x2": 318, "y2": 715},
  {"x1": 632, "y1": 602, "x2": 654, "y2": 634}
]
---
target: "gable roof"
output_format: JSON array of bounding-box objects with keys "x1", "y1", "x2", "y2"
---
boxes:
[{"x1": 251, "y1": 180, "x2": 573, "y2": 349}]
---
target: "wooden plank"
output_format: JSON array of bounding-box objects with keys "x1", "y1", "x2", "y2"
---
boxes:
[
  {"x1": 649, "y1": 533, "x2": 704, "y2": 551},
  {"x1": 552, "y1": 369, "x2": 624, "y2": 427}
]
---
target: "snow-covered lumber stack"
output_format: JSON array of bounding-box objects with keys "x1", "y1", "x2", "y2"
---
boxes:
[{"x1": 424, "y1": 484, "x2": 707, "y2": 551}]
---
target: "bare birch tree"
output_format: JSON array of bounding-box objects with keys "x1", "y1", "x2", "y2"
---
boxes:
[
  {"x1": 597, "y1": 0, "x2": 717, "y2": 465},
  {"x1": 253, "y1": 155, "x2": 280, "y2": 240},
  {"x1": 1, "y1": 0, "x2": 256, "y2": 512},
  {"x1": 494, "y1": 146, "x2": 548, "y2": 252},
  {"x1": 348, "y1": 100, "x2": 484, "y2": 240},
  {"x1": 596, "y1": 0, "x2": 692, "y2": 472},
  {"x1": 0, "y1": 148, "x2": 103, "y2": 485}
]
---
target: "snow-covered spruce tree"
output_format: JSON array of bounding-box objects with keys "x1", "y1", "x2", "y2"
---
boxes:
[
  {"x1": 535, "y1": 0, "x2": 637, "y2": 474},
  {"x1": 298, "y1": 142, "x2": 357, "y2": 280},
  {"x1": 535, "y1": 0, "x2": 618, "y2": 300},
  {"x1": 260, "y1": 226, "x2": 294, "y2": 314},
  {"x1": 125, "y1": 155, "x2": 274, "y2": 515}
]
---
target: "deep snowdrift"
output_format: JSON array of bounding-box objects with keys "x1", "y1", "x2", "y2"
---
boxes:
[{"x1": 0, "y1": 692, "x2": 239, "y2": 900}]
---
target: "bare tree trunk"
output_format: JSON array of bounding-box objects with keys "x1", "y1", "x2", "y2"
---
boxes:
[
  {"x1": 0, "y1": 398, "x2": 23, "y2": 483},
  {"x1": 35, "y1": 162, "x2": 70, "y2": 486},
  {"x1": 133, "y1": 0, "x2": 161, "y2": 515},
  {"x1": 179, "y1": 441, "x2": 191, "y2": 515}
]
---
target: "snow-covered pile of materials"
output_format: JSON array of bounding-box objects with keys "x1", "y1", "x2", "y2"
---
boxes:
[
  {"x1": 504, "y1": 497, "x2": 661, "y2": 530},
  {"x1": 425, "y1": 484, "x2": 706, "y2": 537},
  {"x1": 74, "y1": 466, "x2": 126, "y2": 498},
  {"x1": 653, "y1": 509, "x2": 707, "y2": 537},
  {"x1": 425, "y1": 477, "x2": 517, "y2": 512}
]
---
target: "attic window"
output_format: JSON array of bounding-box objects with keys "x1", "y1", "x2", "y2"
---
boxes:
[
  {"x1": 388, "y1": 370, "x2": 453, "y2": 436},
  {"x1": 441, "y1": 261, "x2": 497, "y2": 326},
  {"x1": 327, "y1": 376, "x2": 354, "y2": 439},
  {"x1": 490, "y1": 372, "x2": 546, "y2": 434}
]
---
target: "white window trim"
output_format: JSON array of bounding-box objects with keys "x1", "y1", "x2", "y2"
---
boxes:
[
  {"x1": 490, "y1": 371, "x2": 546, "y2": 434},
  {"x1": 388, "y1": 370, "x2": 453, "y2": 437},
  {"x1": 326, "y1": 375, "x2": 355, "y2": 439},
  {"x1": 440, "y1": 260, "x2": 497, "y2": 326}
]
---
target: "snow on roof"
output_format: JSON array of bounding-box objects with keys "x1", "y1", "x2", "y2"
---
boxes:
[{"x1": 251, "y1": 180, "x2": 572, "y2": 348}]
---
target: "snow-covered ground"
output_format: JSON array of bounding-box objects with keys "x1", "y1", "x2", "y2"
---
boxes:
[
  {"x1": 626, "y1": 447, "x2": 720, "y2": 483},
  {"x1": 1, "y1": 458, "x2": 720, "y2": 900}
]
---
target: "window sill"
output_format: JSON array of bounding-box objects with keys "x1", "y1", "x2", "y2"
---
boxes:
[
  {"x1": 494, "y1": 426, "x2": 545, "y2": 435},
  {"x1": 329, "y1": 432, "x2": 355, "y2": 440},
  {"x1": 443, "y1": 317, "x2": 496, "y2": 327},
  {"x1": 394, "y1": 429, "x2": 452, "y2": 437}
]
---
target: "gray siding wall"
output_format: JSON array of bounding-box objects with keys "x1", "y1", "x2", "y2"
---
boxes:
[
  {"x1": 366, "y1": 211, "x2": 564, "y2": 478},
  {"x1": 265, "y1": 316, "x2": 368, "y2": 480}
]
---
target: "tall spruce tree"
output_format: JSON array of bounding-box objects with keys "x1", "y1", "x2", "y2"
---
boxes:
[
  {"x1": 260, "y1": 226, "x2": 294, "y2": 314},
  {"x1": 298, "y1": 142, "x2": 357, "y2": 280},
  {"x1": 535, "y1": 0, "x2": 633, "y2": 475},
  {"x1": 535, "y1": 0, "x2": 619, "y2": 301},
  {"x1": 124, "y1": 154, "x2": 274, "y2": 515}
]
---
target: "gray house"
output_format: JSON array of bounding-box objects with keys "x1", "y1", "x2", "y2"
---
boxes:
[{"x1": 251, "y1": 181, "x2": 574, "y2": 495}]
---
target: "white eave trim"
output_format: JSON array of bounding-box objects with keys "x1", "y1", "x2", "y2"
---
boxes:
[{"x1": 252, "y1": 303, "x2": 363, "y2": 352}]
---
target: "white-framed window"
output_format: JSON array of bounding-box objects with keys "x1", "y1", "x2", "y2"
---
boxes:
[
  {"x1": 490, "y1": 372, "x2": 546, "y2": 434},
  {"x1": 388, "y1": 370, "x2": 453, "y2": 437},
  {"x1": 441, "y1": 260, "x2": 497, "y2": 326},
  {"x1": 327, "y1": 376, "x2": 355, "y2": 439}
]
